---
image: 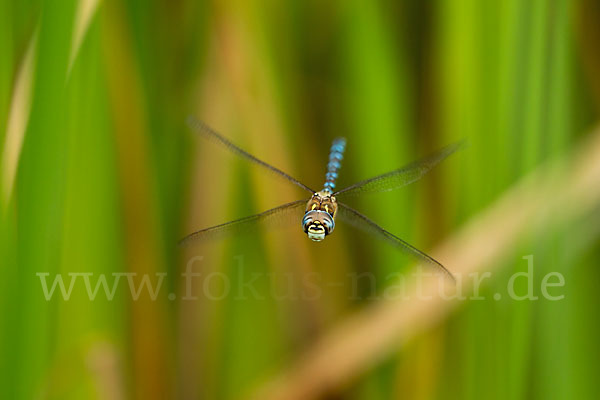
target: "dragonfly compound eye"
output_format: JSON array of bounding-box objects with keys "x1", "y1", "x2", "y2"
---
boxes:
[{"x1": 302, "y1": 210, "x2": 335, "y2": 241}]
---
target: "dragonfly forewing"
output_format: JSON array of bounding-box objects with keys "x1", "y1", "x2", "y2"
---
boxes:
[
  {"x1": 337, "y1": 202, "x2": 455, "y2": 281},
  {"x1": 179, "y1": 200, "x2": 307, "y2": 246}
]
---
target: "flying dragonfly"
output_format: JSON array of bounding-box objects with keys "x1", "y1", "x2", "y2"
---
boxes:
[{"x1": 180, "y1": 116, "x2": 462, "y2": 280}]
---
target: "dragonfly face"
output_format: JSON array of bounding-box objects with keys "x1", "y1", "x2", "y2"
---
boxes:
[{"x1": 302, "y1": 191, "x2": 338, "y2": 241}]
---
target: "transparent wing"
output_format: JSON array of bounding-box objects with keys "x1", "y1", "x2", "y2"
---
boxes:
[
  {"x1": 187, "y1": 116, "x2": 314, "y2": 193},
  {"x1": 179, "y1": 200, "x2": 307, "y2": 246},
  {"x1": 334, "y1": 141, "x2": 464, "y2": 197},
  {"x1": 337, "y1": 202, "x2": 455, "y2": 281}
]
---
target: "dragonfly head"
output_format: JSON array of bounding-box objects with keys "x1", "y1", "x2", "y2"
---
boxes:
[
  {"x1": 302, "y1": 210, "x2": 335, "y2": 241},
  {"x1": 303, "y1": 192, "x2": 338, "y2": 241}
]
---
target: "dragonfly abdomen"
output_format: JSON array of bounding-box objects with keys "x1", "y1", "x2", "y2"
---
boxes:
[{"x1": 323, "y1": 137, "x2": 347, "y2": 192}]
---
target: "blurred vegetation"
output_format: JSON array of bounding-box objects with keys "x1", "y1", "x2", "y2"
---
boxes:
[{"x1": 1, "y1": 0, "x2": 599, "y2": 399}]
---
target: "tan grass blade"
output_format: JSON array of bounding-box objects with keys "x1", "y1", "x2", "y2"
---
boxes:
[
  {"x1": 1, "y1": 33, "x2": 37, "y2": 209},
  {"x1": 67, "y1": 0, "x2": 101, "y2": 79}
]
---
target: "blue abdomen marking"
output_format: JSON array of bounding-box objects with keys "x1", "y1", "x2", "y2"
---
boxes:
[{"x1": 323, "y1": 137, "x2": 346, "y2": 192}]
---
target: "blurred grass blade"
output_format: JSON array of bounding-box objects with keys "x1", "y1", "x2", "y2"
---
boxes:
[
  {"x1": 66, "y1": 0, "x2": 101, "y2": 79},
  {"x1": 1, "y1": 31, "x2": 36, "y2": 209}
]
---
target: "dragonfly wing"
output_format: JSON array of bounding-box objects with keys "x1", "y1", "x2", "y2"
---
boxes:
[
  {"x1": 179, "y1": 200, "x2": 307, "y2": 246},
  {"x1": 334, "y1": 141, "x2": 464, "y2": 197},
  {"x1": 337, "y1": 202, "x2": 455, "y2": 281},
  {"x1": 187, "y1": 116, "x2": 315, "y2": 193}
]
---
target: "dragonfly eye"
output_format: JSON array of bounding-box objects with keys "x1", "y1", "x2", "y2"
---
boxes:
[
  {"x1": 302, "y1": 210, "x2": 335, "y2": 241},
  {"x1": 302, "y1": 215, "x2": 313, "y2": 232}
]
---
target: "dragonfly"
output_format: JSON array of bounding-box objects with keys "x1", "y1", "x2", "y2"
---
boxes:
[{"x1": 180, "y1": 116, "x2": 462, "y2": 280}]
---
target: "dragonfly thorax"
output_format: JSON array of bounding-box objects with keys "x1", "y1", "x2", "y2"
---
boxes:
[{"x1": 302, "y1": 192, "x2": 338, "y2": 241}]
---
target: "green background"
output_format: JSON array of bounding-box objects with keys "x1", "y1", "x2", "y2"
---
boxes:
[{"x1": 1, "y1": 0, "x2": 599, "y2": 399}]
